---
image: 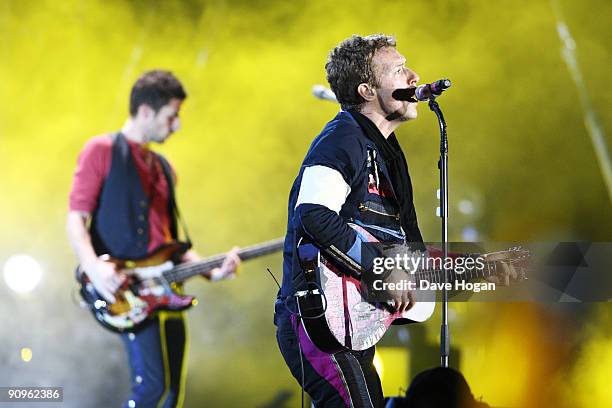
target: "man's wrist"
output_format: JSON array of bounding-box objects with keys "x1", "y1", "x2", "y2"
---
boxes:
[{"x1": 81, "y1": 256, "x2": 99, "y2": 272}]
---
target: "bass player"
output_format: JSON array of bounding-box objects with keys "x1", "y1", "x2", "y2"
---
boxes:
[{"x1": 66, "y1": 70, "x2": 240, "y2": 408}]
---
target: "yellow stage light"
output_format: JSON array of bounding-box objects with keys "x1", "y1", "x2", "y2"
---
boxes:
[
  {"x1": 21, "y1": 347, "x2": 33, "y2": 363},
  {"x1": 375, "y1": 347, "x2": 409, "y2": 397}
]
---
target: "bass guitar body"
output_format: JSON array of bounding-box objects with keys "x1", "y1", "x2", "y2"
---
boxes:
[
  {"x1": 77, "y1": 238, "x2": 285, "y2": 333},
  {"x1": 77, "y1": 242, "x2": 195, "y2": 333}
]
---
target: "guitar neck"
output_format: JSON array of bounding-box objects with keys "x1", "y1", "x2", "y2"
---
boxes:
[
  {"x1": 413, "y1": 258, "x2": 507, "y2": 284},
  {"x1": 162, "y1": 238, "x2": 284, "y2": 283}
]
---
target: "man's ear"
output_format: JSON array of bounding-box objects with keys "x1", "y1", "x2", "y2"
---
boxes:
[
  {"x1": 357, "y1": 83, "x2": 376, "y2": 102},
  {"x1": 137, "y1": 104, "x2": 154, "y2": 120}
]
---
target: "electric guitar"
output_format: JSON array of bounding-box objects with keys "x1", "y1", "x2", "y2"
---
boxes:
[
  {"x1": 77, "y1": 238, "x2": 284, "y2": 333},
  {"x1": 296, "y1": 224, "x2": 529, "y2": 353}
]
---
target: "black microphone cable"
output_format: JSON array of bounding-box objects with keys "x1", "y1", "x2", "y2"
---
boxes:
[{"x1": 267, "y1": 266, "x2": 329, "y2": 408}]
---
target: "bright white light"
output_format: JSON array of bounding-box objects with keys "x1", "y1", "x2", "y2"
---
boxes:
[
  {"x1": 462, "y1": 226, "x2": 480, "y2": 242},
  {"x1": 458, "y1": 199, "x2": 475, "y2": 215},
  {"x1": 3, "y1": 254, "x2": 43, "y2": 293}
]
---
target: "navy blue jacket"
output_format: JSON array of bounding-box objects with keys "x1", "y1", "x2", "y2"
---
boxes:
[{"x1": 280, "y1": 111, "x2": 423, "y2": 298}]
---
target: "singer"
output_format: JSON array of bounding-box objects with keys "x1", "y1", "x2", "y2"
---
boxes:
[{"x1": 274, "y1": 34, "x2": 425, "y2": 407}]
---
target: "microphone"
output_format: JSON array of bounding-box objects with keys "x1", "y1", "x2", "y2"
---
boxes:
[
  {"x1": 392, "y1": 79, "x2": 452, "y2": 102},
  {"x1": 312, "y1": 84, "x2": 338, "y2": 103}
]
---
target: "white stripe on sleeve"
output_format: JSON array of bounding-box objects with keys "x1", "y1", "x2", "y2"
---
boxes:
[{"x1": 295, "y1": 165, "x2": 351, "y2": 214}]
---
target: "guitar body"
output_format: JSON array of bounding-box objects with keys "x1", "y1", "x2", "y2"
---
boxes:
[
  {"x1": 77, "y1": 241, "x2": 196, "y2": 333},
  {"x1": 296, "y1": 224, "x2": 435, "y2": 353}
]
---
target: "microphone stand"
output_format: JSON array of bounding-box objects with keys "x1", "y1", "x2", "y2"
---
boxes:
[{"x1": 428, "y1": 96, "x2": 450, "y2": 368}]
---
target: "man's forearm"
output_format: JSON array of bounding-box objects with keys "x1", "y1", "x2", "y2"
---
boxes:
[
  {"x1": 297, "y1": 203, "x2": 356, "y2": 251},
  {"x1": 296, "y1": 203, "x2": 379, "y2": 275},
  {"x1": 66, "y1": 211, "x2": 98, "y2": 268}
]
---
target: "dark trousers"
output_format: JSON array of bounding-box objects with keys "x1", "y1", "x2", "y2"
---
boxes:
[
  {"x1": 120, "y1": 312, "x2": 188, "y2": 408},
  {"x1": 275, "y1": 303, "x2": 384, "y2": 408}
]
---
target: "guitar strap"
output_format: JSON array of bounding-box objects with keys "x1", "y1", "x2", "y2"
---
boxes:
[
  {"x1": 341, "y1": 275, "x2": 353, "y2": 349},
  {"x1": 157, "y1": 153, "x2": 193, "y2": 248}
]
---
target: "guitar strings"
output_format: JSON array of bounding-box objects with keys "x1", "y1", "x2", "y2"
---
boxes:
[{"x1": 164, "y1": 240, "x2": 284, "y2": 282}]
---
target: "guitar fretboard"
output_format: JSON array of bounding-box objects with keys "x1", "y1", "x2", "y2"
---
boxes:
[
  {"x1": 412, "y1": 254, "x2": 524, "y2": 284},
  {"x1": 414, "y1": 261, "x2": 493, "y2": 284},
  {"x1": 162, "y1": 238, "x2": 284, "y2": 283}
]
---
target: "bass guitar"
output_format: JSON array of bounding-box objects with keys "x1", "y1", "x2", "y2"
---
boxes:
[{"x1": 77, "y1": 238, "x2": 284, "y2": 333}]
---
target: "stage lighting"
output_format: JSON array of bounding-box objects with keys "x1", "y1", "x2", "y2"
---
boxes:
[
  {"x1": 21, "y1": 347, "x2": 33, "y2": 362},
  {"x1": 461, "y1": 226, "x2": 480, "y2": 241},
  {"x1": 3, "y1": 254, "x2": 43, "y2": 293},
  {"x1": 373, "y1": 352, "x2": 384, "y2": 379},
  {"x1": 375, "y1": 348, "x2": 409, "y2": 396},
  {"x1": 458, "y1": 199, "x2": 475, "y2": 215}
]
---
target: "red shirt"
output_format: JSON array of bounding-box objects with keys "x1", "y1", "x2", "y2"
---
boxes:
[{"x1": 69, "y1": 135, "x2": 175, "y2": 253}]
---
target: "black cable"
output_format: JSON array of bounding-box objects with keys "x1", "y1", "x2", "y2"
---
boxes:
[
  {"x1": 296, "y1": 314, "x2": 305, "y2": 408},
  {"x1": 266, "y1": 265, "x2": 314, "y2": 407},
  {"x1": 266, "y1": 267, "x2": 281, "y2": 289},
  {"x1": 278, "y1": 235, "x2": 334, "y2": 408},
  {"x1": 289, "y1": 280, "x2": 329, "y2": 408}
]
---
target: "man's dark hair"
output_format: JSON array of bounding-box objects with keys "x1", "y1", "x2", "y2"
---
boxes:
[
  {"x1": 325, "y1": 34, "x2": 396, "y2": 112},
  {"x1": 129, "y1": 70, "x2": 187, "y2": 116}
]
